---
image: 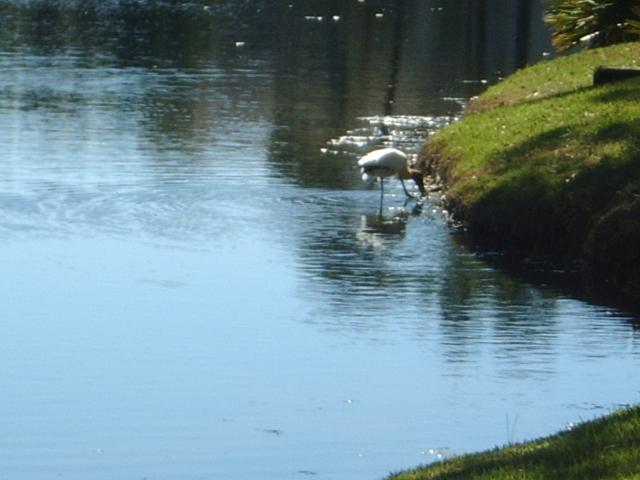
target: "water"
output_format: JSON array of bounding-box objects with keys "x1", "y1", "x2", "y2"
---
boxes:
[{"x1": 0, "y1": 1, "x2": 638, "y2": 479}]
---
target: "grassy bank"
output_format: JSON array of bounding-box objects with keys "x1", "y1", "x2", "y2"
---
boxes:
[
  {"x1": 421, "y1": 42, "x2": 640, "y2": 302},
  {"x1": 387, "y1": 406, "x2": 640, "y2": 480}
]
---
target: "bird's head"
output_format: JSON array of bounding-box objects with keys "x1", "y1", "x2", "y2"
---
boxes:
[{"x1": 410, "y1": 169, "x2": 427, "y2": 197}]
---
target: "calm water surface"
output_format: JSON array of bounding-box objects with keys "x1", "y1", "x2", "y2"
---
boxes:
[{"x1": 1, "y1": 1, "x2": 639, "y2": 479}]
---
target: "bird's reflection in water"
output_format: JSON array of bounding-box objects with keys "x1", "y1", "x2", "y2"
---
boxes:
[{"x1": 355, "y1": 201, "x2": 422, "y2": 249}]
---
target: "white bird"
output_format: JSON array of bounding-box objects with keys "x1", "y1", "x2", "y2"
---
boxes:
[{"x1": 358, "y1": 148, "x2": 426, "y2": 204}]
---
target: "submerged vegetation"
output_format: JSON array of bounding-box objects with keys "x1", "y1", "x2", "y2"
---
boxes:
[
  {"x1": 421, "y1": 42, "x2": 640, "y2": 302},
  {"x1": 387, "y1": 406, "x2": 640, "y2": 480}
]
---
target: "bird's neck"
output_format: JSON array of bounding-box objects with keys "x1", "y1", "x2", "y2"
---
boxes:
[{"x1": 398, "y1": 165, "x2": 412, "y2": 180}]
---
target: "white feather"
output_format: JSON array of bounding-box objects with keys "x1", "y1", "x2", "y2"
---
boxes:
[
  {"x1": 357, "y1": 147, "x2": 426, "y2": 200},
  {"x1": 358, "y1": 148, "x2": 408, "y2": 178}
]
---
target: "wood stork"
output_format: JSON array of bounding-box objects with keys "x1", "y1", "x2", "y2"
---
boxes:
[{"x1": 358, "y1": 148, "x2": 426, "y2": 204}]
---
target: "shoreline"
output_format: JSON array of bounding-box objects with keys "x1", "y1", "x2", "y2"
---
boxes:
[
  {"x1": 387, "y1": 405, "x2": 640, "y2": 480},
  {"x1": 418, "y1": 42, "x2": 640, "y2": 307},
  {"x1": 388, "y1": 40, "x2": 640, "y2": 480}
]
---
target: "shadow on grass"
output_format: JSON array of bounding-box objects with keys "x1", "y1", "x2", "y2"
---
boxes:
[
  {"x1": 592, "y1": 78, "x2": 640, "y2": 103},
  {"x1": 456, "y1": 111, "x2": 640, "y2": 299}
]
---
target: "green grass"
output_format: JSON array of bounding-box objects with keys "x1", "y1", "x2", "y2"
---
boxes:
[
  {"x1": 466, "y1": 42, "x2": 640, "y2": 114},
  {"x1": 387, "y1": 406, "x2": 640, "y2": 480},
  {"x1": 421, "y1": 42, "x2": 640, "y2": 300}
]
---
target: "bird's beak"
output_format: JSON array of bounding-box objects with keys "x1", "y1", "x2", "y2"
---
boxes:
[{"x1": 412, "y1": 172, "x2": 427, "y2": 197}]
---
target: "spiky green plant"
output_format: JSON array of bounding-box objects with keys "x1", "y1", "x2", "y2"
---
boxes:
[{"x1": 544, "y1": 0, "x2": 640, "y2": 52}]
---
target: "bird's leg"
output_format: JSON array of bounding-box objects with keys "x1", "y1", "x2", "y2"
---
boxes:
[
  {"x1": 379, "y1": 178, "x2": 384, "y2": 215},
  {"x1": 400, "y1": 178, "x2": 414, "y2": 199}
]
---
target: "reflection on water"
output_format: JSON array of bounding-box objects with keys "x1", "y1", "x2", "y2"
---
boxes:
[
  {"x1": 358, "y1": 209, "x2": 410, "y2": 238},
  {"x1": 0, "y1": 1, "x2": 638, "y2": 480}
]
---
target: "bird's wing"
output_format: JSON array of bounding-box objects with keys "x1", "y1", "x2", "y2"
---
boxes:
[{"x1": 358, "y1": 148, "x2": 406, "y2": 171}]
